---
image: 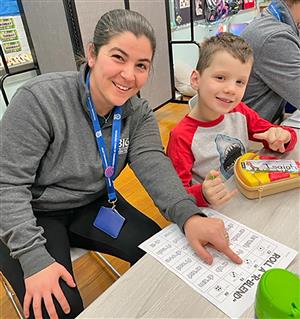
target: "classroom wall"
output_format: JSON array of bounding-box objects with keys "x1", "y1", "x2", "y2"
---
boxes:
[
  {"x1": 20, "y1": 0, "x2": 172, "y2": 109},
  {"x1": 171, "y1": 9, "x2": 259, "y2": 69}
]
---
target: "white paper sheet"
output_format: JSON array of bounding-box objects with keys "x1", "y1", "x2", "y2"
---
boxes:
[
  {"x1": 282, "y1": 110, "x2": 300, "y2": 128},
  {"x1": 139, "y1": 208, "x2": 297, "y2": 318}
]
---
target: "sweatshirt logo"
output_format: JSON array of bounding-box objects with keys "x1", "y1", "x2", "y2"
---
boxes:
[{"x1": 119, "y1": 138, "x2": 129, "y2": 154}]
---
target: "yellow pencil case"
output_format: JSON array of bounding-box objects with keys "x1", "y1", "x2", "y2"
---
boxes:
[{"x1": 234, "y1": 152, "x2": 300, "y2": 199}]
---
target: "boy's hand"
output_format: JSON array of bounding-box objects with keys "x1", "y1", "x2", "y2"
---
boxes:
[
  {"x1": 184, "y1": 215, "x2": 243, "y2": 265},
  {"x1": 202, "y1": 170, "x2": 237, "y2": 206},
  {"x1": 253, "y1": 127, "x2": 291, "y2": 153}
]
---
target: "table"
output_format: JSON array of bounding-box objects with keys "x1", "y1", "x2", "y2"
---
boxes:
[{"x1": 77, "y1": 132, "x2": 300, "y2": 318}]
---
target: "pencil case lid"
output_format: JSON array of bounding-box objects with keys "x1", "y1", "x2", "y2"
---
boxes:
[{"x1": 234, "y1": 152, "x2": 300, "y2": 199}]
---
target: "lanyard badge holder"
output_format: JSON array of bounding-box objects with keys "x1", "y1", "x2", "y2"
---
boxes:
[{"x1": 86, "y1": 72, "x2": 125, "y2": 239}]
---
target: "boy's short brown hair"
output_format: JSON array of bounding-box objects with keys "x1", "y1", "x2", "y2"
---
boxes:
[{"x1": 196, "y1": 32, "x2": 254, "y2": 73}]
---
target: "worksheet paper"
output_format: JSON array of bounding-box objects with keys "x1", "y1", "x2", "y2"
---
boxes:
[
  {"x1": 282, "y1": 109, "x2": 300, "y2": 129},
  {"x1": 139, "y1": 208, "x2": 297, "y2": 318}
]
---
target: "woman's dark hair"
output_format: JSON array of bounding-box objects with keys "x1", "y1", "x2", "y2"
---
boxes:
[{"x1": 93, "y1": 9, "x2": 156, "y2": 58}]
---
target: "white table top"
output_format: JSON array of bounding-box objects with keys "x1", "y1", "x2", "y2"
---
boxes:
[{"x1": 77, "y1": 133, "x2": 300, "y2": 318}]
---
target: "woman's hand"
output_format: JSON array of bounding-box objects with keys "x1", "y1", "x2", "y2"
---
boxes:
[
  {"x1": 184, "y1": 215, "x2": 242, "y2": 264},
  {"x1": 202, "y1": 170, "x2": 237, "y2": 206},
  {"x1": 253, "y1": 127, "x2": 291, "y2": 153},
  {"x1": 23, "y1": 262, "x2": 76, "y2": 319}
]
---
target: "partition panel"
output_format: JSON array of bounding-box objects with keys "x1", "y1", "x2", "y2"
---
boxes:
[
  {"x1": 130, "y1": 0, "x2": 172, "y2": 108},
  {"x1": 20, "y1": 0, "x2": 77, "y2": 73},
  {"x1": 20, "y1": 0, "x2": 172, "y2": 108},
  {"x1": 75, "y1": 1, "x2": 125, "y2": 54}
]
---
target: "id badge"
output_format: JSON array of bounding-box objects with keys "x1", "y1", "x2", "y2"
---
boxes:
[{"x1": 93, "y1": 206, "x2": 125, "y2": 239}]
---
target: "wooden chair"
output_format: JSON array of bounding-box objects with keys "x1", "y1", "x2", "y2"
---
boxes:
[{"x1": 70, "y1": 248, "x2": 121, "y2": 278}]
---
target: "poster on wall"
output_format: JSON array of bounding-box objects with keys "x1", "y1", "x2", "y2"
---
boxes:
[
  {"x1": 203, "y1": 0, "x2": 243, "y2": 22},
  {"x1": 0, "y1": 0, "x2": 19, "y2": 16},
  {"x1": 243, "y1": 0, "x2": 255, "y2": 9},
  {"x1": 0, "y1": 0, "x2": 33, "y2": 70},
  {"x1": 174, "y1": 0, "x2": 205, "y2": 26},
  {"x1": 195, "y1": 0, "x2": 204, "y2": 18}
]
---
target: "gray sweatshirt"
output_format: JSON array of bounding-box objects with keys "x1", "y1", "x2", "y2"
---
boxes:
[
  {"x1": 241, "y1": 0, "x2": 300, "y2": 122},
  {"x1": 0, "y1": 64, "x2": 204, "y2": 278}
]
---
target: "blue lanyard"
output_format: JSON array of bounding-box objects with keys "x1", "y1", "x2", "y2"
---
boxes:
[
  {"x1": 86, "y1": 71, "x2": 122, "y2": 203},
  {"x1": 268, "y1": 2, "x2": 283, "y2": 22}
]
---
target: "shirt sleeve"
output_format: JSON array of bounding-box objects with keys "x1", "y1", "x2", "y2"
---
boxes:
[
  {"x1": 167, "y1": 124, "x2": 209, "y2": 207},
  {"x1": 257, "y1": 31, "x2": 300, "y2": 109},
  {"x1": 127, "y1": 101, "x2": 207, "y2": 230},
  {"x1": 0, "y1": 88, "x2": 55, "y2": 278},
  {"x1": 237, "y1": 103, "x2": 297, "y2": 152}
]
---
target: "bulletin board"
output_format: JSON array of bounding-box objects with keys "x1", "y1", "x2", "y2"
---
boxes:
[
  {"x1": 173, "y1": 0, "x2": 249, "y2": 25},
  {"x1": 174, "y1": 0, "x2": 205, "y2": 26},
  {"x1": 203, "y1": 0, "x2": 244, "y2": 23},
  {"x1": 0, "y1": 15, "x2": 33, "y2": 69}
]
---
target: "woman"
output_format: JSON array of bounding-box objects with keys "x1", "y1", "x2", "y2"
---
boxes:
[{"x1": 0, "y1": 9, "x2": 241, "y2": 319}]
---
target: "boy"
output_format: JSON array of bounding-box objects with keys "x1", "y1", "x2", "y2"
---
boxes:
[{"x1": 167, "y1": 32, "x2": 297, "y2": 208}]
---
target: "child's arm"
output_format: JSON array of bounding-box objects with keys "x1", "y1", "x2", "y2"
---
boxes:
[
  {"x1": 167, "y1": 137, "x2": 237, "y2": 207},
  {"x1": 202, "y1": 170, "x2": 238, "y2": 207},
  {"x1": 167, "y1": 132, "x2": 209, "y2": 207},
  {"x1": 236, "y1": 103, "x2": 297, "y2": 152},
  {"x1": 253, "y1": 127, "x2": 294, "y2": 153}
]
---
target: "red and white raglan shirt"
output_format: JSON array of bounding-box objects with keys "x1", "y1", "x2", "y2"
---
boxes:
[{"x1": 167, "y1": 102, "x2": 297, "y2": 207}]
